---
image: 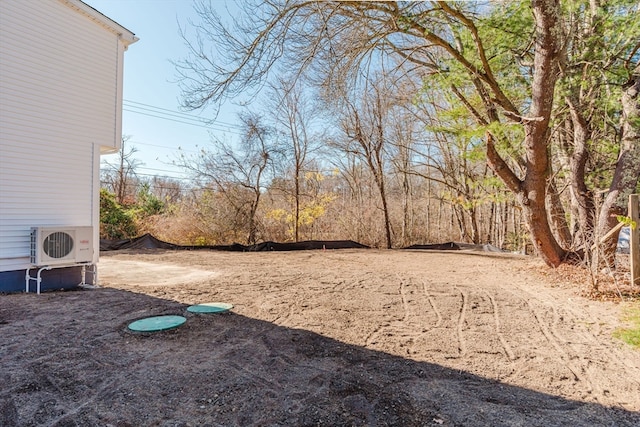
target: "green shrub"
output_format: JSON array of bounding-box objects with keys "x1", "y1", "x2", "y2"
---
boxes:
[
  {"x1": 137, "y1": 183, "x2": 165, "y2": 216},
  {"x1": 100, "y1": 189, "x2": 137, "y2": 239}
]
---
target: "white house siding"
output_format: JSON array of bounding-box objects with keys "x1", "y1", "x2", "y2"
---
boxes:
[{"x1": 0, "y1": 0, "x2": 135, "y2": 284}]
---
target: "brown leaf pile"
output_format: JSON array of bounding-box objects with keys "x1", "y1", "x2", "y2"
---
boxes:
[{"x1": 531, "y1": 255, "x2": 640, "y2": 302}]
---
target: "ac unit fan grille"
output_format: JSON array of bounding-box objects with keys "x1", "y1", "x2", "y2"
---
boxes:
[{"x1": 43, "y1": 232, "x2": 74, "y2": 259}]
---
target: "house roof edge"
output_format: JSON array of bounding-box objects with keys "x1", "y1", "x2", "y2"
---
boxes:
[{"x1": 61, "y1": 0, "x2": 139, "y2": 46}]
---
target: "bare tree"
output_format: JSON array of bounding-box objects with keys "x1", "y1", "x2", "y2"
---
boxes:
[
  {"x1": 387, "y1": 105, "x2": 420, "y2": 246},
  {"x1": 266, "y1": 77, "x2": 323, "y2": 241},
  {"x1": 149, "y1": 176, "x2": 185, "y2": 205},
  {"x1": 177, "y1": 112, "x2": 280, "y2": 244},
  {"x1": 330, "y1": 77, "x2": 395, "y2": 248},
  {"x1": 101, "y1": 135, "x2": 142, "y2": 204}
]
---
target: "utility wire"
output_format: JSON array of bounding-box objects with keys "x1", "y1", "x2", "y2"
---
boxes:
[
  {"x1": 100, "y1": 166, "x2": 191, "y2": 182},
  {"x1": 124, "y1": 99, "x2": 242, "y2": 129},
  {"x1": 124, "y1": 103, "x2": 215, "y2": 126},
  {"x1": 123, "y1": 100, "x2": 243, "y2": 135},
  {"x1": 123, "y1": 108, "x2": 243, "y2": 135},
  {"x1": 135, "y1": 166, "x2": 189, "y2": 174},
  {"x1": 102, "y1": 171, "x2": 192, "y2": 181},
  {"x1": 104, "y1": 139, "x2": 201, "y2": 154}
]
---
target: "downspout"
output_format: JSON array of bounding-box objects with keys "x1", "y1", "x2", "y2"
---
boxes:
[
  {"x1": 114, "y1": 34, "x2": 122, "y2": 151},
  {"x1": 91, "y1": 140, "x2": 95, "y2": 230}
]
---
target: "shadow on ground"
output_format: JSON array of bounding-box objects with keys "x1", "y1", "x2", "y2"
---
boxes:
[{"x1": 1, "y1": 288, "x2": 637, "y2": 426}]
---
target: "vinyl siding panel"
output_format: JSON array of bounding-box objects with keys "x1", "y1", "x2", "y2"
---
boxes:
[
  {"x1": 0, "y1": 0, "x2": 132, "y2": 274},
  {"x1": 0, "y1": 1, "x2": 119, "y2": 148},
  {"x1": 0, "y1": 142, "x2": 94, "y2": 270}
]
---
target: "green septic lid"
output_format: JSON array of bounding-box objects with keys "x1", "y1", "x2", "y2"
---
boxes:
[
  {"x1": 128, "y1": 315, "x2": 186, "y2": 332},
  {"x1": 187, "y1": 302, "x2": 234, "y2": 314}
]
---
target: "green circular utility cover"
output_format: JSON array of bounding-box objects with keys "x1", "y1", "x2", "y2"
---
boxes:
[
  {"x1": 128, "y1": 315, "x2": 186, "y2": 332},
  {"x1": 187, "y1": 302, "x2": 234, "y2": 314}
]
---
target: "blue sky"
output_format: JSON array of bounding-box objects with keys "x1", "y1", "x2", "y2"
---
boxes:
[{"x1": 84, "y1": 0, "x2": 242, "y2": 182}]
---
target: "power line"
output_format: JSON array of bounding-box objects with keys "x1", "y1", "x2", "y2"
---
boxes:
[
  {"x1": 123, "y1": 99, "x2": 244, "y2": 135},
  {"x1": 123, "y1": 108, "x2": 244, "y2": 135},
  {"x1": 107, "y1": 139, "x2": 202, "y2": 154},
  {"x1": 101, "y1": 163, "x2": 189, "y2": 176},
  {"x1": 124, "y1": 103, "x2": 215, "y2": 127},
  {"x1": 108, "y1": 171, "x2": 191, "y2": 181},
  {"x1": 100, "y1": 166, "x2": 192, "y2": 182},
  {"x1": 136, "y1": 166, "x2": 188, "y2": 174},
  {"x1": 100, "y1": 180, "x2": 188, "y2": 192},
  {"x1": 124, "y1": 99, "x2": 242, "y2": 129}
]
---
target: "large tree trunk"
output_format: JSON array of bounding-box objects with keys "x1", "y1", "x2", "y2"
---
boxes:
[
  {"x1": 379, "y1": 177, "x2": 393, "y2": 249},
  {"x1": 546, "y1": 178, "x2": 572, "y2": 249},
  {"x1": 294, "y1": 169, "x2": 300, "y2": 242},
  {"x1": 565, "y1": 97, "x2": 596, "y2": 249},
  {"x1": 524, "y1": 0, "x2": 566, "y2": 266},
  {"x1": 485, "y1": 0, "x2": 566, "y2": 266},
  {"x1": 469, "y1": 205, "x2": 480, "y2": 244},
  {"x1": 248, "y1": 193, "x2": 260, "y2": 245},
  {"x1": 594, "y1": 63, "x2": 640, "y2": 268}
]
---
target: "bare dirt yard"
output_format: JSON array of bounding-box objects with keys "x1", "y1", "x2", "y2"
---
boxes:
[{"x1": 2, "y1": 248, "x2": 640, "y2": 426}]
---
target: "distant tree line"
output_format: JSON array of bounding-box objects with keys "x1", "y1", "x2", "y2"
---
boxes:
[{"x1": 101, "y1": 126, "x2": 531, "y2": 256}]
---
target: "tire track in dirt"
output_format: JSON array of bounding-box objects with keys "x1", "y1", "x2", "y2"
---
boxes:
[
  {"x1": 546, "y1": 305, "x2": 601, "y2": 392},
  {"x1": 363, "y1": 276, "x2": 399, "y2": 349},
  {"x1": 363, "y1": 273, "x2": 404, "y2": 348},
  {"x1": 507, "y1": 283, "x2": 640, "y2": 408},
  {"x1": 453, "y1": 289, "x2": 512, "y2": 360},
  {"x1": 365, "y1": 275, "x2": 445, "y2": 355},
  {"x1": 401, "y1": 278, "x2": 451, "y2": 357},
  {"x1": 386, "y1": 277, "x2": 465, "y2": 359},
  {"x1": 363, "y1": 326, "x2": 381, "y2": 348},
  {"x1": 254, "y1": 272, "x2": 308, "y2": 326},
  {"x1": 270, "y1": 292, "x2": 299, "y2": 326},
  {"x1": 560, "y1": 303, "x2": 640, "y2": 375},
  {"x1": 490, "y1": 286, "x2": 596, "y2": 398},
  {"x1": 454, "y1": 288, "x2": 468, "y2": 358},
  {"x1": 525, "y1": 300, "x2": 594, "y2": 392},
  {"x1": 421, "y1": 280, "x2": 443, "y2": 328},
  {"x1": 398, "y1": 275, "x2": 410, "y2": 323},
  {"x1": 399, "y1": 277, "x2": 436, "y2": 355},
  {"x1": 486, "y1": 292, "x2": 517, "y2": 361}
]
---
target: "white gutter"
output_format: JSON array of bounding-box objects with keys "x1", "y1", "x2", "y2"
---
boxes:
[{"x1": 60, "y1": 0, "x2": 139, "y2": 47}]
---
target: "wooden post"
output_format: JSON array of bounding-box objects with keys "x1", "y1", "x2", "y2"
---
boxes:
[{"x1": 631, "y1": 194, "x2": 639, "y2": 286}]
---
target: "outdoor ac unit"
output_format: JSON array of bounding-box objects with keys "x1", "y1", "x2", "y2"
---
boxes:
[{"x1": 30, "y1": 226, "x2": 94, "y2": 266}]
